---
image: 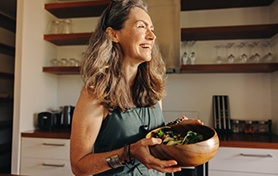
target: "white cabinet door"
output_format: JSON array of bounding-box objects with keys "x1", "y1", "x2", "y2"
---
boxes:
[
  {"x1": 209, "y1": 147, "x2": 278, "y2": 175},
  {"x1": 21, "y1": 137, "x2": 73, "y2": 176},
  {"x1": 21, "y1": 137, "x2": 70, "y2": 160},
  {"x1": 21, "y1": 158, "x2": 73, "y2": 176}
]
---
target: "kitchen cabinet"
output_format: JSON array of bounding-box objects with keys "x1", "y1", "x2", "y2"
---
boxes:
[
  {"x1": 0, "y1": 12, "x2": 15, "y2": 173},
  {"x1": 209, "y1": 147, "x2": 278, "y2": 176},
  {"x1": 20, "y1": 137, "x2": 73, "y2": 176}
]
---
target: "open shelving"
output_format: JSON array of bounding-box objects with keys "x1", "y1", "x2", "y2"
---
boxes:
[
  {"x1": 0, "y1": 72, "x2": 14, "y2": 79},
  {"x1": 45, "y1": 0, "x2": 110, "y2": 18},
  {"x1": 181, "y1": 24, "x2": 278, "y2": 41},
  {"x1": 180, "y1": 63, "x2": 278, "y2": 73},
  {"x1": 181, "y1": 0, "x2": 275, "y2": 11},
  {"x1": 43, "y1": 0, "x2": 278, "y2": 75},
  {"x1": 0, "y1": 43, "x2": 15, "y2": 57},
  {"x1": 44, "y1": 33, "x2": 92, "y2": 46},
  {"x1": 43, "y1": 66, "x2": 80, "y2": 75},
  {"x1": 0, "y1": 13, "x2": 16, "y2": 32}
]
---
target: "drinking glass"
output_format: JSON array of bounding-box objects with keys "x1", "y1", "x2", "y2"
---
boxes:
[
  {"x1": 262, "y1": 41, "x2": 274, "y2": 63},
  {"x1": 226, "y1": 43, "x2": 235, "y2": 63},
  {"x1": 235, "y1": 42, "x2": 246, "y2": 63},
  {"x1": 215, "y1": 45, "x2": 224, "y2": 64}
]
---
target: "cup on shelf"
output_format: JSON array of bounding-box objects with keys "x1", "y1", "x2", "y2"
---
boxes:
[
  {"x1": 49, "y1": 19, "x2": 63, "y2": 34},
  {"x1": 69, "y1": 58, "x2": 80, "y2": 67},
  {"x1": 62, "y1": 19, "x2": 73, "y2": 34},
  {"x1": 50, "y1": 58, "x2": 58, "y2": 66}
]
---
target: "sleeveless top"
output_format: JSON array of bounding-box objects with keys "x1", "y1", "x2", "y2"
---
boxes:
[{"x1": 94, "y1": 103, "x2": 172, "y2": 176}]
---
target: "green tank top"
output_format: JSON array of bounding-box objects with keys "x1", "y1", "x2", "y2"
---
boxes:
[{"x1": 94, "y1": 103, "x2": 171, "y2": 176}]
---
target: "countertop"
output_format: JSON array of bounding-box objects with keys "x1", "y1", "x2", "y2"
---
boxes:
[{"x1": 21, "y1": 129, "x2": 278, "y2": 149}]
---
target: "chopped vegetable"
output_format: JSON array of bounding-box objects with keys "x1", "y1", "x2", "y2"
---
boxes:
[{"x1": 151, "y1": 128, "x2": 204, "y2": 145}]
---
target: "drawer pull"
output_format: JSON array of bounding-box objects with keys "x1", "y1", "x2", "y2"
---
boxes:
[
  {"x1": 240, "y1": 153, "x2": 272, "y2": 158},
  {"x1": 42, "y1": 163, "x2": 65, "y2": 167},
  {"x1": 43, "y1": 142, "x2": 65, "y2": 146}
]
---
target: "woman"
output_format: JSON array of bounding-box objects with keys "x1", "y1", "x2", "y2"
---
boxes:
[{"x1": 70, "y1": 0, "x2": 200, "y2": 175}]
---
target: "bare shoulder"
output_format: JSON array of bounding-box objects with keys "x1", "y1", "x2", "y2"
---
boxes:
[{"x1": 70, "y1": 88, "x2": 107, "y2": 146}]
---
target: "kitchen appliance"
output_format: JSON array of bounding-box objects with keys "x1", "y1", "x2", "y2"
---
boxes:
[
  {"x1": 61, "y1": 105, "x2": 75, "y2": 128},
  {"x1": 38, "y1": 111, "x2": 61, "y2": 130}
]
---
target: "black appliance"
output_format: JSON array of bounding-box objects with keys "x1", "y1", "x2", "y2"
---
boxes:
[
  {"x1": 38, "y1": 111, "x2": 61, "y2": 130},
  {"x1": 61, "y1": 105, "x2": 75, "y2": 128}
]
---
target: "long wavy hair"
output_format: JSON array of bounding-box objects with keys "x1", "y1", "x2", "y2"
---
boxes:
[{"x1": 81, "y1": 0, "x2": 166, "y2": 112}]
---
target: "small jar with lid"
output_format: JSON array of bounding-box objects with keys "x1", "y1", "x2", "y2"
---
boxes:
[
  {"x1": 244, "y1": 120, "x2": 254, "y2": 133},
  {"x1": 258, "y1": 120, "x2": 268, "y2": 133},
  {"x1": 231, "y1": 119, "x2": 242, "y2": 133}
]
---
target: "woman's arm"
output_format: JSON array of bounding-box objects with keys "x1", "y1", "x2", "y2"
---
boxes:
[
  {"x1": 70, "y1": 88, "x2": 121, "y2": 175},
  {"x1": 70, "y1": 89, "x2": 182, "y2": 175}
]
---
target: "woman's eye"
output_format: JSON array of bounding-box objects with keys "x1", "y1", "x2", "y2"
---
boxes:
[{"x1": 138, "y1": 25, "x2": 145, "y2": 28}]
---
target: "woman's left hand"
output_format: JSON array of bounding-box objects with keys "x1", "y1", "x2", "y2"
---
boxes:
[
  {"x1": 166, "y1": 116, "x2": 203, "y2": 126},
  {"x1": 130, "y1": 137, "x2": 182, "y2": 173}
]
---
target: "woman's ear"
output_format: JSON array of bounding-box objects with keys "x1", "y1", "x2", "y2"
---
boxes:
[{"x1": 106, "y1": 27, "x2": 119, "y2": 43}]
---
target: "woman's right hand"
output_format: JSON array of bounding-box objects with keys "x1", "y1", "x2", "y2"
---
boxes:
[{"x1": 130, "y1": 137, "x2": 182, "y2": 173}]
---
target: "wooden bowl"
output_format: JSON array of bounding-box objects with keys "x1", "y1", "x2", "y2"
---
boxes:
[{"x1": 146, "y1": 121, "x2": 219, "y2": 167}]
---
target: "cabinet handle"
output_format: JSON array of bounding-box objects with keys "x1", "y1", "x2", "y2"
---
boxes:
[
  {"x1": 240, "y1": 153, "x2": 272, "y2": 158},
  {"x1": 43, "y1": 142, "x2": 65, "y2": 146},
  {"x1": 42, "y1": 163, "x2": 65, "y2": 167}
]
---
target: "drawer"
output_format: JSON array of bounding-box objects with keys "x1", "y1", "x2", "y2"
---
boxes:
[
  {"x1": 21, "y1": 137, "x2": 70, "y2": 160},
  {"x1": 20, "y1": 157, "x2": 74, "y2": 176},
  {"x1": 209, "y1": 147, "x2": 278, "y2": 175}
]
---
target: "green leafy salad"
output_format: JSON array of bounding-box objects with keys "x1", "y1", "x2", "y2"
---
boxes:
[{"x1": 151, "y1": 127, "x2": 204, "y2": 145}]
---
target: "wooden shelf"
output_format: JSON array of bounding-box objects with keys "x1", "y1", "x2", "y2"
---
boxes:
[
  {"x1": 0, "y1": 43, "x2": 15, "y2": 57},
  {"x1": 43, "y1": 66, "x2": 80, "y2": 75},
  {"x1": 181, "y1": 0, "x2": 275, "y2": 11},
  {"x1": 180, "y1": 63, "x2": 278, "y2": 73},
  {"x1": 181, "y1": 24, "x2": 278, "y2": 41},
  {"x1": 45, "y1": 0, "x2": 275, "y2": 18},
  {"x1": 0, "y1": 72, "x2": 14, "y2": 79},
  {"x1": 44, "y1": 33, "x2": 92, "y2": 45},
  {"x1": 45, "y1": 0, "x2": 110, "y2": 18},
  {"x1": 0, "y1": 13, "x2": 16, "y2": 32}
]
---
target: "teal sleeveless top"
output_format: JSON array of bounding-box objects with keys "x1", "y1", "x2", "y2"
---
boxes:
[{"x1": 94, "y1": 103, "x2": 171, "y2": 176}]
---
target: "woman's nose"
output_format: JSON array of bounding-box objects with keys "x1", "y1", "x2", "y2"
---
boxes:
[{"x1": 146, "y1": 29, "x2": 156, "y2": 40}]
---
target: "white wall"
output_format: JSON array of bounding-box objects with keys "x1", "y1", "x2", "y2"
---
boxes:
[{"x1": 12, "y1": 0, "x2": 58, "y2": 173}]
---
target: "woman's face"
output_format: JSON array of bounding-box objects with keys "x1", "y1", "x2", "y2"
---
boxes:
[{"x1": 115, "y1": 7, "x2": 156, "y2": 65}]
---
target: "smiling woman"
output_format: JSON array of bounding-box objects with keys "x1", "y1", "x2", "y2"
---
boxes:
[{"x1": 69, "y1": 0, "x2": 202, "y2": 176}]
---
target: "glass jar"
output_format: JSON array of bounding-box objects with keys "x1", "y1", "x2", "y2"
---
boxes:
[
  {"x1": 258, "y1": 120, "x2": 268, "y2": 133},
  {"x1": 244, "y1": 120, "x2": 254, "y2": 133},
  {"x1": 50, "y1": 20, "x2": 61, "y2": 34},
  {"x1": 231, "y1": 120, "x2": 241, "y2": 133},
  {"x1": 62, "y1": 19, "x2": 72, "y2": 34}
]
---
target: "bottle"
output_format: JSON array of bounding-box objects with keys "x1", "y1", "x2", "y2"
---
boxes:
[
  {"x1": 182, "y1": 52, "x2": 188, "y2": 65},
  {"x1": 190, "y1": 52, "x2": 196, "y2": 64},
  {"x1": 231, "y1": 120, "x2": 241, "y2": 133}
]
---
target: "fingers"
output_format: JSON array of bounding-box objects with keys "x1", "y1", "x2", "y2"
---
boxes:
[
  {"x1": 132, "y1": 138, "x2": 182, "y2": 173},
  {"x1": 144, "y1": 155, "x2": 181, "y2": 173},
  {"x1": 147, "y1": 160, "x2": 182, "y2": 173}
]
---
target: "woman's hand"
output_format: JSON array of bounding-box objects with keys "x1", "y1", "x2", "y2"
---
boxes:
[
  {"x1": 130, "y1": 137, "x2": 182, "y2": 173},
  {"x1": 166, "y1": 116, "x2": 203, "y2": 126},
  {"x1": 181, "y1": 116, "x2": 204, "y2": 125}
]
